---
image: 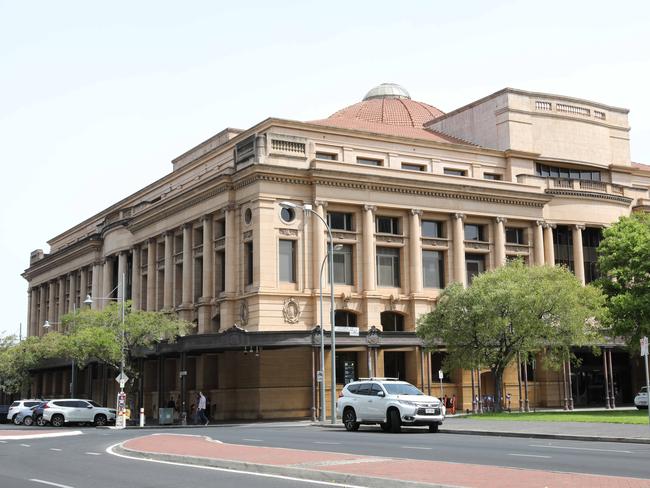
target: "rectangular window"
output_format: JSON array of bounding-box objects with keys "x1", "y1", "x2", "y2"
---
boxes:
[
  {"x1": 327, "y1": 212, "x2": 353, "y2": 231},
  {"x1": 465, "y1": 253, "x2": 485, "y2": 284},
  {"x1": 464, "y1": 224, "x2": 484, "y2": 241},
  {"x1": 315, "y1": 152, "x2": 337, "y2": 160},
  {"x1": 376, "y1": 247, "x2": 401, "y2": 287},
  {"x1": 245, "y1": 241, "x2": 253, "y2": 285},
  {"x1": 332, "y1": 244, "x2": 353, "y2": 285},
  {"x1": 505, "y1": 228, "x2": 525, "y2": 245},
  {"x1": 484, "y1": 173, "x2": 502, "y2": 181},
  {"x1": 357, "y1": 157, "x2": 382, "y2": 166},
  {"x1": 421, "y1": 220, "x2": 443, "y2": 238},
  {"x1": 279, "y1": 240, "x2": 296, "y2": 283},
  {"x1": 401, "y1": 163, "x2": 425, "y2": 172},
  {"x1": 422, "y1": 250, "x2": 445, "y2": 288},
  {"x1": 444, "y1": 168, "x2": 467, "y2": 177},
  {"x1": 376, "y1": 216, "x2": 400, "y2": 235},
  {"x1": 535, "y1": 163, "x2": 600, "y2": 182}
]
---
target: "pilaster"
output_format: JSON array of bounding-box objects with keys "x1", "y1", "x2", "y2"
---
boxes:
[
  {"x1": 147, "y1": 238, "x2": 157, "y2": 311},
  {"x1": 132, "y1": 246, "x2": 141, "y2": 310},
  {"x1": 543, "y1": 223, "x2": 556, "y2": 265},
  {"x1": 572, "y1": 224, "x2": 586, "y2": 285},
  {"x1": 164, "y1": 231, "x2": 174, "y2": 311},
  {"x1": 494, "y1": 217, "x2": 507, "y2": 267},
  {"x1": 409, "y1": 208, "x2": 423, "y2": 294},
  {"x1": 533, "y1": 220, "x2": 545, "y2": 266},
  {"x1": 452, "y1": 213, "x2": 466, "y2": 285}
]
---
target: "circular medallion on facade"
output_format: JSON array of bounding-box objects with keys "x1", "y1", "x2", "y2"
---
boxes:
[
  {"x1": 244, "y1": 208, "x2": 252, "y2": 225},
  {"x1": 282, "y1": 297, "x2": 301, "y2": 324}
]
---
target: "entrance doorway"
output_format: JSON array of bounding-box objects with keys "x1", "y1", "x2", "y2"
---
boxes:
[{"x1": 384, "y1": 352, "x2": 405, "y2": 380}]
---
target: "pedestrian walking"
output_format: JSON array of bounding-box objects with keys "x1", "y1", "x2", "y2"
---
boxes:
[{"x1": 197, "y1": 391, "x2": 209, "y2": 425}]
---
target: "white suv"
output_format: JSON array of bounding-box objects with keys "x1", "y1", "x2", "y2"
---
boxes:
[
  {"x1": 42, "y1": 399, "x2": 116, "y2": 427},
  {"x1": 634, "y1": 386, "x2": 648, "y2": 409},
  {"x1": 7, "y1": 400, "x2": 42, "y2": 424},
  {"x1": 337, "y1": 379, "x2": 445, "y2": 433}
]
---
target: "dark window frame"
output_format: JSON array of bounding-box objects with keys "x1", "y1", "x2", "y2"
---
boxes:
[{"x1": 278, "y1": 239, "x2": 296, "y2": 283}]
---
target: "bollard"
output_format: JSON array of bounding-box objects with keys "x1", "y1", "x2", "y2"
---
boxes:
[{"x1": 140, "y1": 407, "x2": 145, "y2": 427}]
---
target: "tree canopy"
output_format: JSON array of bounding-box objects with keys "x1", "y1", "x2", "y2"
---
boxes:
[
  {"x1": 417, "y1": 261, "x2": 605, "y2": 410},
  {"x1": 597, "y1": 212, "x2": 650, "y2": 347}
]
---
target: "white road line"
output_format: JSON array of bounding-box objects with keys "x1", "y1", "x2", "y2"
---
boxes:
[
  {"x1": 400, "y1": 446, "x2": 432, "y2": 450},
  {"x1": 508, "y1": 453, "x2": 551, "y2": 459},
  {"x1": 20, "y1": 443, "x2": 31, "y2": 447},
  {"x1": 29, "y1": 479, "x2": 75, "y2": 488},
  {"x1": 529, "y1": 444, "x2": 632, "y2": 454},
  {"x1": 49, "y1": 448, "x2": 62, "y2": 451},
  {"x1": 242, "y1": 438, "x2": 263, "y2": 442},
  {"x1": 106, "y1": 442, "x2": 369, "y2": 488},
  {"x1": 0, "y1": 430, "x2": 83, "y2": 441},
  {"x1": 313, "y1": 441, "x2": 341, "y2": 445},
  {"x1": 85, "y1": 452, "x2": 101, "y2": 456},
  {"x1": 0, "y1": 440, "x2": 6, "y2": 443}
]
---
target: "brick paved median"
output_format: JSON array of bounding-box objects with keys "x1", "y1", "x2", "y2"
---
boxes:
[{"x1": 121, "y1": 434, "x2": 650, "y2": 488}]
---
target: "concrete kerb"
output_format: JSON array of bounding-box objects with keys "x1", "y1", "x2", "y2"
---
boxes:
[
  {"x1": 312, "y1": 422, "x2": 650, "y2": 444},
  {"x1": 112, "y1": 442, "x2": 458, "y2": 488}
]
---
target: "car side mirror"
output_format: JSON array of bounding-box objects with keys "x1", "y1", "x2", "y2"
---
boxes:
[
  {"x1": 377, "y1": 391, "x2": 385, "y2": 397},
  {"x1": 87, "y1": 405, "x2": 93, "y2": 409}
]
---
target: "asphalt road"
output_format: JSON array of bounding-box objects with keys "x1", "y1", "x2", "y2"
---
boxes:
[{"x1": 0, "y1": 421, "x2": 649, "y2": 488}]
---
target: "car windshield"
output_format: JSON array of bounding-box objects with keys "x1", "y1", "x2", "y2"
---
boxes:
[
  {"x1": 383, "y1": 383, "x2": 424, "y2": 395},
  {"x1": 88, "y1": 400, "x2": 102, "y2": 407}
]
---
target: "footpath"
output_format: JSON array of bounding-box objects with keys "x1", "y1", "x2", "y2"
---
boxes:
[{"x1": 113, "y1": 417, "x2": 650, "y2": 488}]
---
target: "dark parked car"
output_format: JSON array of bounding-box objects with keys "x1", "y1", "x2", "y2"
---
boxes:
[{"x1": 0, "y1": 405, "x2": 9, "y2": 423}]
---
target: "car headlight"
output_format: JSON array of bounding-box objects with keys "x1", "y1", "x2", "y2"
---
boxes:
[{"x1": 398, "y1": 400, "x2": 417, "y2": 407}]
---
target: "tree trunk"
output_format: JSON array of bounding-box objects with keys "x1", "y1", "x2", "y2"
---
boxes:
[{"x1": 493, "y1": 368, "x2": 504, "y2": 413}]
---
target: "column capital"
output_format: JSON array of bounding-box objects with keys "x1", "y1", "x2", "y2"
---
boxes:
[
  {"x1": 148, "y1": 236, "x2": 158, "y2": 245},
  {"x1": 542, "y1": 222, "x2": 556, "y2": 229},
  {"x1": 363, "y1": 204, "x2": 377, "y2": 213},
  {"x1": 182, "y1": 222, "x2": 193, "y2": 231},
  {"x1": 535, "y1": 219, "x2": 545, "y2": 227},
  {"x1": 225, "y1": 202, "x2": 237, "y2": 212},
  {"x1": 495, "y1": 216, "x2": 507, "y2": 224},
  {"x1": 163, "y1": 230, "x2": 174, "y2": 238},
  {"x1": 201, "y1": 214, "x2": 213, "y2": 224},
  {"x1": 410, "y1": 208, "x2": 423, "y2": 216},
  {"x1": 452, "y1": 212, "x2": 465, "y2": 221},
  {"x1": 131, "y1": 243, "x2": 141, "y2": 252},
  {"x1": 314, "y1": 200, "x2": 328, "y2": 209},
  {"x1": 573, "y1": 224, "x2": 586, "y2": 231}
]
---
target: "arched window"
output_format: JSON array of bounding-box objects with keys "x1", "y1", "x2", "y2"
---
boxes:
[
  {"x1": 381, "y1": 311, "x2": 404, "y2": 332},
  {"x1": 334, "y1": 310, "x2": 357, "y2": 327}
]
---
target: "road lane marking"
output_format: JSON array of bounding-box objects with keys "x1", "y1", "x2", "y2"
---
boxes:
[
  {"x1": 508, "y1": 453, "x2": 551, "y2": 459},
  {"x1": 20, "y1": 443, "x2": 31, "y2": 447},
  {"x1": 313, "y1": 441, "x2": 341, "y2": 445},
  {"x1": 242, "y1": 438, "x2": 263, "y2": 442},
  {"x1": 49, "y1": 448, "x2": 62, "y2": 451},
  {"x1": 106, "y1": 442, "x2": 369, "y2": 487},
  {"x1": 85, "y1": 452, "x2": 101, "y2": 455},
  {"x1": 0, "y1": 430, "x2": 83, "y2": 441},
  {"x1": 400, "y1": 446, "x2": 432, "y2": 450},
  {"x1": 529, "y1": 444, "x2": 633, "y2": 454},
  {"x1": 29, "y1": 479, "x2": 75, "y2": 488},
  {"x1": 0, "y1": 440, "x2": 6, "y2": 443}
]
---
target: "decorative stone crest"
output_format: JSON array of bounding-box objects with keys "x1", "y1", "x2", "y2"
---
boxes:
[
  {"x1": 340, "y1": 293, "x2": 351, "y2": 310},
  {"x1": 311, "y1": 326, "x2": 322, "y2": 346},
  {"x1": 279, "y1": 228, "x2": 298, "y2": 237},
  {"x1": 239, "y1": 300, "x2": 249, "y2": 326},
  {"x1": 243, "y1": 230, "x2": 253, "y2": 240},
  {"x1": 367, "y1": 325, "x2": 381, "y2": 346},
  {"x1": 387, "y1": 294, "x2": 399, "y2": 311},
  {"x1": 282, "y1": 297, "x2": 301, "y2": 324},
  {"x1": 221, "y1": 324, "x2": 247, "y2": 346}
]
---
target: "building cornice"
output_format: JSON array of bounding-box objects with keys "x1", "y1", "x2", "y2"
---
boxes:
[
  {"x1": 22, "y1": 235, "x2": 102, "y2": 283},
  {"x1": 545, "y1": 189, "x2": 632, "y2": 205}
]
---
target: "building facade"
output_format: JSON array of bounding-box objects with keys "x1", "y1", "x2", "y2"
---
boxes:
[{"x1": 22, "y1": 84, "x2": 649, "y2": 418}]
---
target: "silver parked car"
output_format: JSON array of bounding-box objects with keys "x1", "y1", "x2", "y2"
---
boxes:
[
  {"x1": 634, "y1": 386, "x2": 648, "y2": 409},
  {"x1": 7, "y1": 400, "x2": 42, "y2": 424},
  {"x1": 42, "y1": 399, "x2": 116, "y2": 427}
]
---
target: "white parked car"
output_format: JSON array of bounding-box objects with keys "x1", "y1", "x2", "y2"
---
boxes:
[
  {"x1": 634, "y1": 386, "x2": 648, "y2": 409},
  {"x1": 42, "y1": 399, "x2": 116, "y2": 427},
  {"x1": 337, "y1": 378, "x2": 445, "y2": 433},
  {"x1": 7, "y1": 400, "x2": 42, "y2": 424}
]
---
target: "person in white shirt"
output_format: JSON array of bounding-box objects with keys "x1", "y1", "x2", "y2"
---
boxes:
[{"x1": 197, "y1": 391, "x2": 208, "y2": 425}]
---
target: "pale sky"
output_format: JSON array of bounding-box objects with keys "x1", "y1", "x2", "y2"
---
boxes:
[{"x1": 1, "y1": 0, "x2": 649, "y2": 338}]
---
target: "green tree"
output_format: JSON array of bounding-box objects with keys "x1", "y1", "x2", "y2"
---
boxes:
[
  {"x1": 597, "y1": 213, "x2": 650, "y2": 347},
  {"x1": 417, "y1": 261, "x2": 605, "y2": 411}
]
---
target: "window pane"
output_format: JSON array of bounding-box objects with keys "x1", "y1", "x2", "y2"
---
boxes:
[
  {"x1": 423, "y1": 250, "x2": 444, "y2": 288},
  {"x1": 484, "y1": 173, "x2": 501, "y2": 180},
  {"x1": 328, "y1": 212, "x2": 352, "y2": 231},
  {"x1": 357, "y1": 157, "x2": 381, "y2": 166},
  {"x1": 315, "y1": 152, "x2": 337, "y2": 160},
  {"x1": 505, "y1": 228, "x2": 524, "y2": 244},
  {"x1": 402, "y1": 163, "x2": 425, "y2": 171},
  {"x1": 421, "y1": 220, "x2": 442, "y2": 238},
  {"x1": 444, "y1": 168, "x2": 466, "y2": 176},
  {"x1": 464, "y1": 224, "x2": 483, "y2": 241},
  {"x1": 376, "y1": 216, "x2": 398, "y2": 234},
  {"x1": 245, "y1": 241, "x2": 253, "y2": 285},
  {"x1": 376, "y1": 247, "x2": 400, "y2": 287},
  {"x1": 332, "y1": 245, "x2": 353, "y2": 284},
  {"x1": 465, "y1": 253, "x2": 485, "y2": 283},
  {"x1": 279, "y1": 240, "x2": 295, "y2": 282}
]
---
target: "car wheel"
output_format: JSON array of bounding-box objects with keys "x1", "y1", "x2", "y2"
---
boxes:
[
  {"x1": 94, "y1": 414, "x2": 108, "y2": 427},
  {"x1": 388, "y1": 409, "x2": 402, "y2": 433},
  {"x1": 51, "y1": 414, "x2": 65, "y2": 428},
  {"x1": 23, "y1": 416, "x2": 34, "y2": 427},
  {"x1": 379, "y1": 422, "x2": 390, "y2": 432},
  {"x1": 13, "y1": 415, "x2": 21, "y2": 425},
  {"x1": 428, "y1": 423, "x2": 439, "y2": 433},
  {"x1": 36, "y1": 416, "x2": 46, "y2": 427},
  {"x1": 342, "y1": 408, "x2": 360, "y2": 432}
]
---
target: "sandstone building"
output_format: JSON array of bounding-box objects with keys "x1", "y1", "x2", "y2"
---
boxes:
[{"x1": 22, "y1": 84, "x2": 648, "y2": 418}]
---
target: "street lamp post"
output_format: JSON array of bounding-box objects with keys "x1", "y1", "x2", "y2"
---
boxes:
[{"x1": 281, "y1": 202, "x2": 337, "y2": 424}]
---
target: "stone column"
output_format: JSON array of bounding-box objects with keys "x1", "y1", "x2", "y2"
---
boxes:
[
  {"x1": 179, "y1": 223, "x2": 194, "y2": 321},
  {"x1": 147, "y1": 238, "x2": 157, "y2": 311},
  {"x1": 164, "y1": 231, "x2": 174, "y2": 311},
  {"x1": 494, "y1": 217, "x2": 507, "y2": 267},
  {"x1": 543, "y1": 223, "x2": 555, "y2": 265},
  {"x1": 102, "y1": 258, "x2": 112, "y2": 309},
  {"x1": 132, "y1": 246, "x2": 141, "y2": 310},
  {"x1": 91, "y1": 261, "x2": 102, "y2": 310},
  {"x1": 47, "y1": 281, "x2": 56, "y2": 331},
  {"x1": 199, "y1": 216, "x2": 214, "y2": 334},
  {"x1": 58, "y1": 277, "x2": 66, "y2": 323},
  {"x1": 362, "y1": 205, "x2": 376, "y2": 292},
  {"x1": 39, "y1": 285, "x2": 47, "y2": 336},
  {"x1": 222, "y1": 204, "x2": 237, "y2": 326},
  {"x1": 409, "y1": 209, "x2": 423, "y2": 294},
  {"x1": 452, "y1": 213, "x2": 466, "y2": 285},
  {"x1": 533, "y1": 220, "x2": 545, "y2": 266},
  {"x1": 117, "y1": 251, "x2": 128, "y2": 301},
  {"x1": 312, "y1": 202, "x2": 326, "y2": 291},
  {"x1": 68, "y1": 271, "x2": 77, "y2": 313},
  {"x1": 572, "y1": 225, "x2": 585, "y2": 285},
  {"x1": 79, "y1": 267, "x2": 88, "y2": 305},
  {"x1": 28, "y1": 288, "x2": 37, "y2": 337}
]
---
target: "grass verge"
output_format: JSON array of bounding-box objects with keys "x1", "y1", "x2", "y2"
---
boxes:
[{"x1": 468, "y1": 410, "x2": 648, "y2": 424}]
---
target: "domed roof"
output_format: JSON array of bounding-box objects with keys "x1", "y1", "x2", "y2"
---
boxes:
[{"x1": 363, "y1": 83, "x2": 411, "y2": 100}]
